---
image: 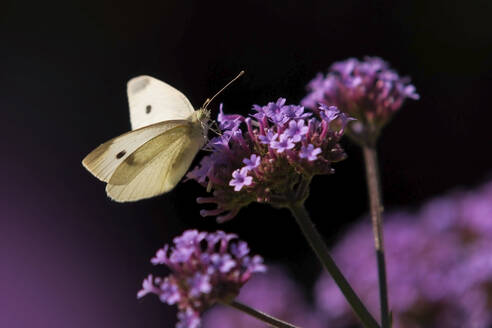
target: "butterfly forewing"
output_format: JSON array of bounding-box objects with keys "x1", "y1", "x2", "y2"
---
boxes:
[
  {"x1": 105, "y1": 123, "x2": 205, "y2": 202},
  {"x1": 127, "y1": 76, "x2": 195, "y2": 130}
]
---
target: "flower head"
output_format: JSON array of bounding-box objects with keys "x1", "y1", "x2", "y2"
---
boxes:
[
  {"x1": 138, "y1": 230, "x2": 266, "y2": 328},
  {"x1": 187, "y1": 99, "x2": 350, "y2": 222},
  {"x1": 302, "y1": 57, "x2": 419, "y2": 145}
]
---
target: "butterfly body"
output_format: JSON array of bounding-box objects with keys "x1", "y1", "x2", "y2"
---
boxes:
[{"x1": 82, "y1": 76, "x2": 210, "y2": 202}]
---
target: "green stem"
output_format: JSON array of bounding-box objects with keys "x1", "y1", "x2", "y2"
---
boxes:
[
  {"x1": 225, "y1": 300, "x2": 299, "y2": 328},
  {"x1": 287, "y1": 202, "x2": 380, "y2": 328},
  {"x1": 362, "y1": 145, "x2": 390, "y2": 328}
]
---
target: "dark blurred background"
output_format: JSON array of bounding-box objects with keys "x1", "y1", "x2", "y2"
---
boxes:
[{"x1": 1, "y1": 0, "x2": 491, "y2": 327}]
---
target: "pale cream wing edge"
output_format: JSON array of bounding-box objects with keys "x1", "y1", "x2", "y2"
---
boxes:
[
  {"x1": 127, "y1": 75, "x2": 195, "y2": 130},
  {"x1": 82, "y1": 120, "x2": 189, "y2": 183},
  {"x1": 105, "y1": 126, "x2": 205, "y2": 202}
]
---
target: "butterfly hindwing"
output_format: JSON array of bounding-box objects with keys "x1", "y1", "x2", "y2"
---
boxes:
[
  {"x1": 127, "y1": 75, "x2": 195, "y2": 130},
  {"x1": 82, "y1": 120, "x2": 189, "y2": 183},
  {"x1": 105, "y1": 123, "x2": 205, "y2": 202}
]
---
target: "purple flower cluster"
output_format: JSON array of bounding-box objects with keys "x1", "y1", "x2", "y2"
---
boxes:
[
  {"x1": 316, "y1": 180, "x2": 492, "y2": 328},
  {"x1": 202, "y1": 266, "x2": 324, "y2": 328},
  {"x1": 138, "y1": 230, "x2": 266, "y2": 328},
  {"x1": 187, "y1": 100, "x2": 350, "y2": 222},
  {"x1": 302, "y1": 57, "x2": 419, "y2": 144}
]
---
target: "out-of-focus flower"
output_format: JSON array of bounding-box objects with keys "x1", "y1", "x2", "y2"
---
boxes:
[
  {"x1": 187, "y1": 99, "x2": 350, "y2": 222},
  {"x1": 138, "y1": 230, "x2": 266, "y2": 328},
  {"x1": 202, "y1": 266, "x2": 324, "y2": 328},
  {"x1": 315, "y1": 180, "x2": 492, "y2": 328},
  {"x1": 302, "y1": 57, "x2": 419, "y2": 145}
]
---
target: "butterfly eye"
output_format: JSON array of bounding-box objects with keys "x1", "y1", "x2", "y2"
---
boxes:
[
  {"x1": 146, "y1": 105, "x2": 152, "y2": 114},
  {"x1": 116, "y1": 150, "x2": 126, "y2": 159}
]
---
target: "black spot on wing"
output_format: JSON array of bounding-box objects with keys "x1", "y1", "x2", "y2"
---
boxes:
[
  {"x1": 116, "y1": 150, "x2": 126, "y2": 159},
  {"x1": 146, "y1": 105, "x2": 152, "y2": 114}
]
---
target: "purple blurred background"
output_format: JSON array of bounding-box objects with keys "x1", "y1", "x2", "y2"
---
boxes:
[{"x1": 1, "y1": 0, "x2": 491, "y2": 327}]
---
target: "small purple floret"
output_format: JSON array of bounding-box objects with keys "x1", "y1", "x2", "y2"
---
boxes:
[
  {"x1": 159, "y1": 278, "x2": 181, "y2": 305},
  {"x1": 230, "y1": 241, "x2": 250, "y2": 258},
  {"x1": 271, "y1": 134, "x2": 295, "y2": 153},
  {"x1": 242, "y1": 154, "x2": 261, "y2": 171},
  {"x1": 319, "y1": 104, "x2": 340, "y2": 122},
  {"x1": 210, "y1": 253, "x2": 236, "y2": 273},
  {"x1": 282, "y1": 104, "x2": 312, "y2": 120},
  {"x1": 188, "y1": 273, "x2": 212, "y2": 297},
  {"x1": 218, "y1": 103, "x2": 243, "y2": 131},
  {"x1": 299, "y1": 144, "x2": 322, "y2": 161},
  {"x1": 137, "y1": 274, "x2": 159, "y2": 299},
  {"x1": 258, "y1": 130, "x2": 277, "y2": 144},
  {"x1": 283, "y1": 119, "x2": 308, "y2": 142},
  {"x1": 150, "y1": 246, "x2": 168, "y2": 265},
  {"x1": 229, "y1": 168, "x2": 253, "y2": 191}
]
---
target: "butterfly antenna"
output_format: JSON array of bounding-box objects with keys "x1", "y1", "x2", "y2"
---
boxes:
[{"x1": 202, "y1": 70, "x2": 245, "y2": 109}]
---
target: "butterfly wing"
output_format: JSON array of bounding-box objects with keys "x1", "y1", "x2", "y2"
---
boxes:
[
  {"x1": 82, "y1": 120, "x2": 189, "y2": 183},
  {"x1": 105, "y1": 122, "x2": 206, "y2": 202},
  {"x1": 127, "y1": 75, "x2": 195, "y2": 130}
]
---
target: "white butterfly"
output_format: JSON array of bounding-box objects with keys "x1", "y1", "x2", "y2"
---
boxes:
[{"x1": 82, "y1": 75, "x2": 215, "y2": 202}]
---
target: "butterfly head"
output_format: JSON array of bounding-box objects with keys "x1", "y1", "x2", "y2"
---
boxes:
[
  {"x1": 192, "y1": 108, "x2": 212, "y2": 140},
  {"x1": 196, "y1": 107, "x2": 211, "y2": 123}
]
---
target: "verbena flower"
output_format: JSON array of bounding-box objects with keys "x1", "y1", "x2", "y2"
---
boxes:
[
  {"x1": 242, "y1": 154, "x2": 261, "y2": 171},
  {"x1": 202, "y1": 266, "x2": 324, "y2": 328},
  {"x1": 187, "y1": 99, "x2": 350, "y2": 222},
  {"x1": 302, "y1": 57, "x2": 419, "y2": 145},
  {"x1": 315, "y1": 180, "x2": 492, "y2": 328},
  {"x1": 299, "y1": 144, "x2": 322, "y2": 161},
  {"x1": 138, "y1": 230, "x2": 266, "y2": 328},
  {"x1": 229, "y1": 168, "x2": 253, "y2": 191}
]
